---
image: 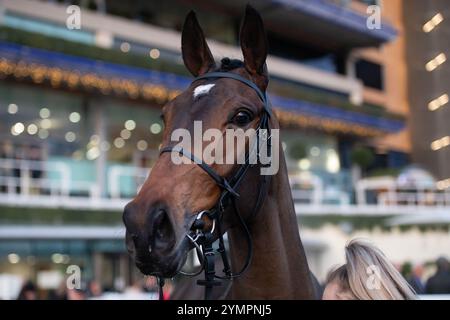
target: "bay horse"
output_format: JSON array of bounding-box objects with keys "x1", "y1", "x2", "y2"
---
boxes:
[{"x1": 123, "y1": 5, "x2": 316, "y2": 299}]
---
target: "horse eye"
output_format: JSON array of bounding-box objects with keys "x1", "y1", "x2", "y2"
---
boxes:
[{"x1": 233, "y1": 110, "x2": 253, "y2": 126}]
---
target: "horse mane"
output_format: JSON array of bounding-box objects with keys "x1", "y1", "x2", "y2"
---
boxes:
[{"x1": 218, "y1": 57, "x2": 244, "y2": 71}]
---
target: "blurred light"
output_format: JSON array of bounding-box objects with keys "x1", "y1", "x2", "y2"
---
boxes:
[
  {"x1": 62, "y1": 255, "x2": 70, "y2": 264},
  {"x1": 310, "y1": 146, "x2": 320, "y2": 157},
  {"x1": 431, "y1": 136, "x2": 450, "y2": 151},
  {"x1": 69, "y1": 112, "x2": 81, "y2": 123},
  {"x1": 38, "y1": 129, "x2": 49, "y2": 139},
  {"x1": 8, "y1": 103, "x2": 18, "y2": 114},
  {"x1": 124, "y1": 120, "x2": 136, "y2": 130},
  {"x1": 298, "y1": 159, "x2": 311, "y2": 171},
  {"x1": 90, "y1": 135, "x2": 100, "y2": 144},
  {"x1": 72, "y1": 150, "x2": 83, "y2": 160},
  {"x1": 100, "y1": 141, "x2": 111, "y2": 152},
  {"x1": 51, "y1": 253, "x2": 63, "y2": 264},
  {"x1": 8, "y1": 253, "x2": 20, "y2": 264},
  {"x1": 137, "y1": 140, "x2": 148, "y2": 151},
  {"x1": 326, "y1": 149, "x2": 340, "y2": 173},
  {"x1": 423, "y1": 13, "x2": 444, "y2": 33},
  {"x1": 86, "y1": 147, "x2": 100, "y2": 160},
  {"x1": 40, "y1": 119, "x2": 52, "y2": 129},
  {"x1": 114, "y1": 137, "x2": 125, "y2": 148},
  {"x1": 120, "y1": 129, "x2": 131, "y2": 140},
  {"x1": 120, "y1": 42, "x2": 130, "y2": 53},
  {"x1": 426, "y1": 53, "x2": 446, "y2": 72},
  {"x1": 149, "y1": 48, "x2": 160, "y2": 59},
  {"x1": 11, "y1": 122, "x2": 25, "y2": 136},
  {"x1": 150, "y1": 123, "x2": 162, "y2": 134},
  {"x1": 65, "y1": 131, "x2": 76, "y2": 142},
  {"x1": 27, "y1": 124, "x2": 38, "y2": 135},
  {"x1": 39, "y1": 107, "x2": 51, "y2": 119},
  {"x1": 437, "y1": 178, "x2": 450, "y2": 190},
  {"x1": 282, "y1": 142, "x2": 287, "y2": 151},
  {"x1": 428, "y1": 94, "x2": 449, "y2": 111}
]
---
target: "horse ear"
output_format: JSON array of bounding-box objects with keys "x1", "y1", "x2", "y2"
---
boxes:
[
  {"x1": 240, "y1": 5, "x2": 268, "y2": 78},
  {"x1": 181, "y1": 11, "x2": 216, "y2": 77}
]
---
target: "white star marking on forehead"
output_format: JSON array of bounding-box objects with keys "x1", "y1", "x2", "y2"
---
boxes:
[{"x1": 193, "y1": 84, "x2": 215, "y2": 99}]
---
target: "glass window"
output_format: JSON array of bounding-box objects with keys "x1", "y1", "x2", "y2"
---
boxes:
[{"x1": 355, "y1": 59, "x2": 384, "y2": 91}]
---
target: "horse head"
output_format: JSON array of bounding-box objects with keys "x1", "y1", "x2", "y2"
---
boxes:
[{"x1": 123, "y1": 5, "x2": 275, "y2": 278}]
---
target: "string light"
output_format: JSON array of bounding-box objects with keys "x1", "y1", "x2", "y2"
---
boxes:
[
  {"x1": 149, "y1": 48, "x2": 160, "y2": 59},
  {"x1": 150, "y1": 123, "x2": 162, "y2": 134},
  {"x1": 426, "y1": 53, "x2": 447, "y2": 72},
  {"x1": 423, "y1": 13, "x2": 444, "y2": 33},
  {"x1": 120, "y1": 129, "x2": 131, "y2": 140},
  {"x1": 40, "y1": 119, "x2": 52, "y2": 129},
  {"x1": 8, "y1": 253, "x2": 20, "y2": 264},
  {"x1": 428, "y1": 94, "x2": 449, "y2": 111},
  {"x1": 11, "y1": 122, "x2": 25, "y2": 136},
  {"x1": 39, "y1": 107, "x2": 51, "y2": 119},
  {"x1": 27, "y1": 124, "x2": 38, "y2": 135},
  {"x1": 38, "y1": 129, "x2": 49, "y2": 139},
  {"x1": 124, "y1": 120, "x2": 136, "y2": 130},
  {"x1": 437, "y1": 178, "x2": 450, "y2": 190},
  {"x1": 8, "y1": 103, "x2": 18, "y2": 114},
  {"x1": 120, "y1": 42, "x2": 130, "y2": 53},
  {"x1": 0, "y1": 58, "x2": 179, "y2": 103},
  {"x1": 137, "y1": 140, "x2": 148, "y2": 151},
  {"x1": 69, "y1": 112, "x2": 81, "y2": 123},
  {"x1": 65, "y1": 131, "x2": 76, "y2": 142},
  {"x1": 431, "y1": 136, "x2": 450, "y2": 151},
  {"x1": 114, "y1": 137, "x2": 125, "y2": 148}
]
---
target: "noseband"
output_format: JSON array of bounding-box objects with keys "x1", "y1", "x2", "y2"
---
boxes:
[{"x1": 158, "y1": 72, "x2": 272, "y2": 300}]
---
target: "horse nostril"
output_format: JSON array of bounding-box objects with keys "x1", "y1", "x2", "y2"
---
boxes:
[
  {"x1": 131, "y1": 234, "x2": 139, "y2": 248},
  {"x1": 152, "y1": 209, "x2": 175, "y2": 252}
]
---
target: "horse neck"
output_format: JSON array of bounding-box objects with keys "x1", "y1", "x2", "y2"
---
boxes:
[{"x1": 227, "y1": 152, "x2": 315, "y2": 299}]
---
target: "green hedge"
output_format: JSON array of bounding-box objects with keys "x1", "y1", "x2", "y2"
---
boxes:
[{"x1": 0, "y1": 206, "x2": 122, "y2": 225}]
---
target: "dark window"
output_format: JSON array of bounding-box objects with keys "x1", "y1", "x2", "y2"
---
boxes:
[
  {"x1": 355, "y1": 0, "x2": 379, "y2": 5},
  {"x1": 355, "y1": 59, "x2": 384, "y2": 91}
]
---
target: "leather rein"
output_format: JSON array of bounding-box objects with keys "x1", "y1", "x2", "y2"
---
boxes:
[{"x1": 157, "y1": 72, "x2": 273, "y2": 300}]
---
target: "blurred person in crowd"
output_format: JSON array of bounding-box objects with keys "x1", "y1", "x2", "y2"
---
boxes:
[
  {"x1": 17, "y1": 280, "x2": 38, "y2": 300},
  {"x1": 425, "y1": 257, "x2": 450, "y2": 294},
  {"x1": 48, "y1": 281, "x2": 68, "y2": 300},
  {"x1": 28, "y1": 145, "x2": 43, "y2": 194},
  {"x1": 87, "y1": 280, "x2": 103, "y2": 298},
  {"x1": 401, "y1": 262, "x2": 425, "y2": 294},
  {"x1": 123, "y1": 279, "x2": 148, "y2": 299},
  {"x1": 67, "y1": 288, "x2": 86, "y2": 300},
  {"x1": 323, "y1": 239, "x2": 416, "y2": 300},
  {"x1": 143, "y1": 276, "x2": 158, "y2": 293}
]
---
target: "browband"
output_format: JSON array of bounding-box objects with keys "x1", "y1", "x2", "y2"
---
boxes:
[{"x1": 194, "y1": 72, "x2": 272, "y2": 117}]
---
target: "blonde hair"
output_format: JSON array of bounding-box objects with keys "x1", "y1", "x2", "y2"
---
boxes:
[{"x1": 326, "y1": 239, "x2": 416, "y2": 300}]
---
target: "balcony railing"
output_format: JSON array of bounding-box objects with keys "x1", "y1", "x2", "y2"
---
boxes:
[{"x1": 0, "y1": 158, "x2": 449, "y2": 215}]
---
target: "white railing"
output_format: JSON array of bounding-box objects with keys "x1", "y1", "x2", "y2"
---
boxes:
[
  {"x1": 356, "y1": 177, "x2": 450, "y2": 206},
  {"x1": 378, "y1": 191, "x2": 450, "y2": 207},
  {"x1": 108, "y1": 165, "x2": 149, "y2": 199},
  {"x1": 1, "y1": 158, "x2": 450, "y2": 215},
  {"x1": 0, "y1": 158, "x2": 70, "y2": 196}
]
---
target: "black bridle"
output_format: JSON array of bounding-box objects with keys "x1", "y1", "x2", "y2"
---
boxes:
[{"x1": 158, "y1": 71, "x2": 272, "y2": 300}]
